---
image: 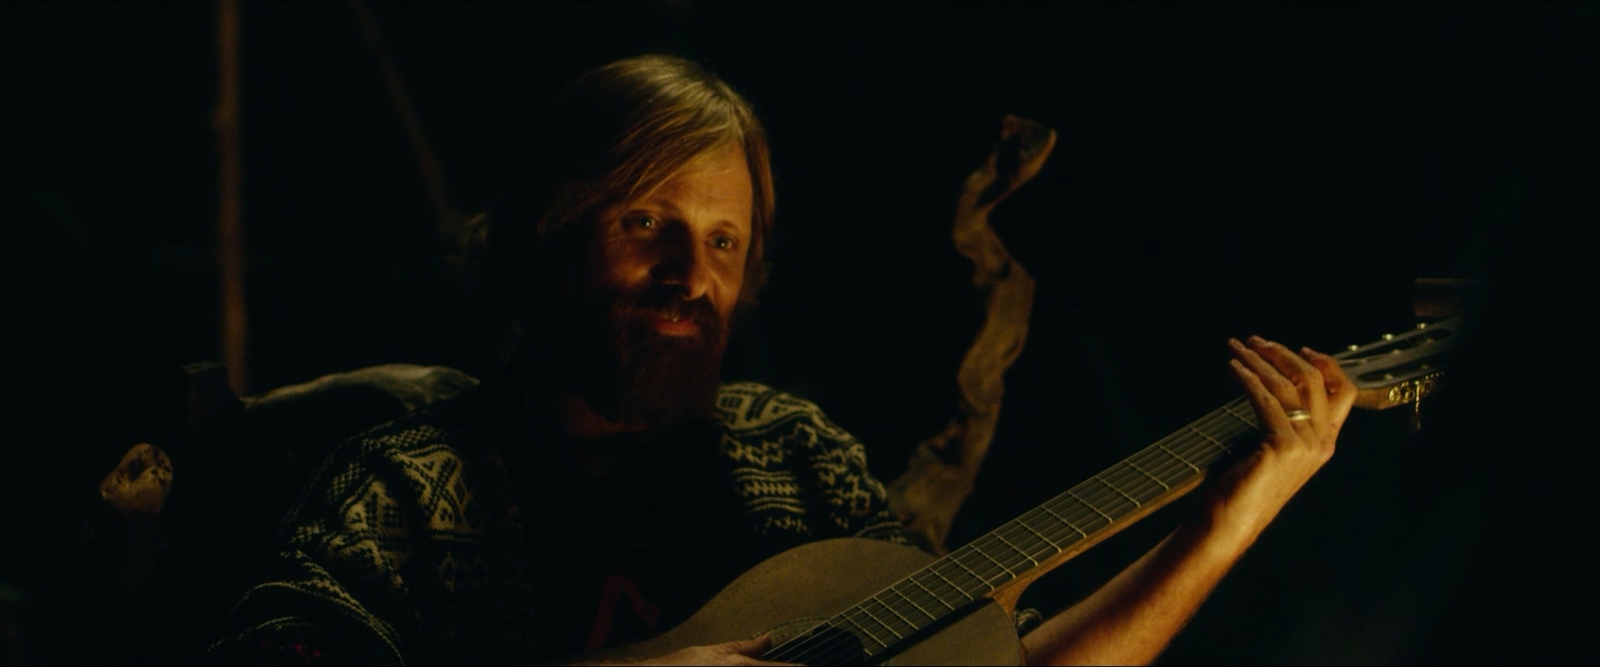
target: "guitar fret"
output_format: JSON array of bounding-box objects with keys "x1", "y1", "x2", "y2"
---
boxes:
[
  {"x1": 1041, "y1": 504, "x2": 1089, "y2": 538},
  {"x1": 1067, "y1": 489, "x2": 1115, "y2": 524},
  {"x1": 1125, "y1": 459, "x2": 1170, "y2": 491},
  {"x1": 1158, "y1": 442, "x2": 1202, "y2": 472},
  {"x1": 858, "y1": 602, "x2": 906, "y2": 639},
  {"x1": 948, "y1": 553, "x2": 999, "y2": 588},
  {"x1": 993, "y1": 533, "x2": 1038, "y2": 567},
  {"x1": 1096, "y1": 474, "x2": 1141, "y2": 507},
  {"x1": 1017, "y1": 519, "x2": 1060, "y2": 550},
  {"x1": 1221, "y1": 403, "x2": 1255, "y2": 429},
  {"x1": 1187, "y1": 425, "x2": 1229, "y2": 453},
  {"x1": 927, "y1": 566, "x2": 979, "y2": 601},
  {"x1": 888, "y1": 587, "x2": 937, "y2": 622},
  {"x1": 907, "y1": 575, "x2": 957, "y2": 611},
  {"x1": 839, "y1": 611, "x2": 890, "y2": 648},
  {"x1": 874, "y1": 594, "x2": 920, "y2": 629},
  {"x1": 969, "y1": 544, "x2": 1017, "y2": 578}
]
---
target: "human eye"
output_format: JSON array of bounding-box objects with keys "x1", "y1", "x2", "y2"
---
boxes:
[
  {"x1": 625, "y1": 213, "x2": 659, "y2": 232},
  {"x1": 711, "y1": 234, "x2": 738, "y2": 251}
]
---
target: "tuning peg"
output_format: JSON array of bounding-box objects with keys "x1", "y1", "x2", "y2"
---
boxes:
[
  {"x1": 1347, "y1": 344, "x2": 1359, "y2": 351},
  {"x1": 1382, "y1": 333, "x2": 1395, "y2": 341},
  {"x1": 1409, "y1": 396, "x2": 1423, "y2": 434}
]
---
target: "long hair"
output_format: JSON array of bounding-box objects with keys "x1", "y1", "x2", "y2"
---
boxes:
[{"x1": 461, "y1": 55, "x2": 775, "y2": 362}]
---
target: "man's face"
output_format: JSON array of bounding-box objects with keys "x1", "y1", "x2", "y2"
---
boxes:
[
  {"x1": 593, "y1": 142, "x2": 753, "y2": 340},
  {"x1": 550, "y1": 143, "x2": 753, "y2": 427}
]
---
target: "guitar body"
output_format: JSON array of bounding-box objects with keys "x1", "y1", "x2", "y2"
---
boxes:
[{"x1": 585, "y1": 537, "x2": 1024, "y2": 665}]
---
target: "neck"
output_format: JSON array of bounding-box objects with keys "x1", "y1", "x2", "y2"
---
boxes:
[{"x1": 514, "y1": 362, "x2": 649, "y2": 440}]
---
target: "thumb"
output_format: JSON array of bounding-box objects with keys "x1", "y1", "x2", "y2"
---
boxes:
[{"x1": 723, "y1": 633, "x2": 773, "y2": 656}]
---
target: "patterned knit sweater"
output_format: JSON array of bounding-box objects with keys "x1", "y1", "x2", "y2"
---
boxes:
[{"x1": 213, "y1": 377, "x2": 911, "y2": 665}]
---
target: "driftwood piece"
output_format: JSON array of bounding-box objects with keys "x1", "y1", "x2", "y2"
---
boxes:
[{"x1": 888, "y1": 115, "x2": 1056, "y2": 555}]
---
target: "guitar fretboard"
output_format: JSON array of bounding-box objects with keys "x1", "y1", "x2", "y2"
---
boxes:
[{"x1": 768, "y1": 396, "x2": 1264, "y2": 664}]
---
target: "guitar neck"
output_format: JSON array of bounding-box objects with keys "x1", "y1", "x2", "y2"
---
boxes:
[
  {"x1": 794, "y1": 398, "x2": 1263, "y2": 661},
  {"x1": 947, "y1": 397, "x2": 1259, "y2": 601},
  {"x1": 766, "y1": 320, "x2": 1468, "y2": 663}
]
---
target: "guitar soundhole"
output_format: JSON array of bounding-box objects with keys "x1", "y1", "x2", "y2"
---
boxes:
[{"x1": 764, "y1": 621, "x2": 869, "y2": 666}]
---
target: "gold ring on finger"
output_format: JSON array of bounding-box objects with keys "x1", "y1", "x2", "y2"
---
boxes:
[{"x1": 1285, "y1": 409, "x2": 1312, "y2": 422}]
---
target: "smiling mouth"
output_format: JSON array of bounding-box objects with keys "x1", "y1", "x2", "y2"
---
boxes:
[{"x1": 648, "y1": 311, "x2": 698, "y2": 335}]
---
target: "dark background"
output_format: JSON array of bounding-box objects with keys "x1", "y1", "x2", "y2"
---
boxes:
[{"x1": 8, "y1": 1, "x2": 1597, "y2": 664}]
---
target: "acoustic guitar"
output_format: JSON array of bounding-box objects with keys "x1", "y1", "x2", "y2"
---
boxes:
[{"x1": 589, "y1": 318, "x2": 1469, "y2": 665}]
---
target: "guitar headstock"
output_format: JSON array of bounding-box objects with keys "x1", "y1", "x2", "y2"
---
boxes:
[{"x1": 1335, "y1": 316, "x2": 1469, "y2": 413}]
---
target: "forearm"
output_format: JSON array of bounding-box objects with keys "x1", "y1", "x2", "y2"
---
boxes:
[
  {"x1": 1020, "y1": 338, "x2": 1353, "y2": 665},
  {"x1": 1020, "y1": 514, "x2": 1251, "y2": 666}
]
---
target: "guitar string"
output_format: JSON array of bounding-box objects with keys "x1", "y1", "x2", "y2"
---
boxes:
[
  {"x1": 860, "y1": 399, "x2": 1252, "y2": 663},
  {"x1": 808, "y1": 397, "x2": 1255, "y2": 663},
  {"x1": 773, "y1": 399, "x2": 1257, "y2": 665},
  {"x1": 770, "y1": 398, "x2": 1260, "y2": 665},
  {"x1": 779, "y1": 337, "x2": 1365, "y2": 662},
  {"x1": 776, "y1": 450, "x2": 1194, "y2": 666},
  {"x1": 862, "y1": 373, "x2": 1316, "y2": 659},
  {"x1": 776, "y1": 402, "x2": 1257, "y2": 666},
  {"x1": 785, "y1": 483, "x2": 1179, "y2": 663},
  {"x1": 791, "y1": 449, "x2": 1219, "y2": 664}
]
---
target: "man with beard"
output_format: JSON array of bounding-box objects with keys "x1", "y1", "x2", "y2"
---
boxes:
[{"x1": 214, "y1": 55, "x2": 1356, "y2": 666}]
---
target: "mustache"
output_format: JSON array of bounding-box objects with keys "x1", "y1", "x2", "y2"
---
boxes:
[{"x1": 612, "y1": 286, "x2": 722, "y2": 333}]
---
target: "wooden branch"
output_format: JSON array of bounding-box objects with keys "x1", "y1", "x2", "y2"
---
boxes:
[
  {"x1": 888, "y1": 115, "x2": 1057, "y2": 555},
  {"x1": 349, "y1": 0, "x2": 458, "y2": 234},
  {"x1": 215, "y1": 0, "x2": 247, "y2": 395}
]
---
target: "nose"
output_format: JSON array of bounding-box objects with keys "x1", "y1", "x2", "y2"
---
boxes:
[{"x1": 651, "y1": 230, "x2": 712, "y2": 301}]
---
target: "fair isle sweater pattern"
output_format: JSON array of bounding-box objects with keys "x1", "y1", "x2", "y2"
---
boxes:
[{"x1": 218, "y1": 381, "x2": 910, "y2": 664}]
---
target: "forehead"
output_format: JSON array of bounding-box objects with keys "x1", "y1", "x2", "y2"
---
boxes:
[{"x1": 635, "y1": 144, "x2": 754, "y2": 231}]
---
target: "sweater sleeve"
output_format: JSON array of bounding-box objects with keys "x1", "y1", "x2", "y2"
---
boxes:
[
  {"x1": 797, "y1": 398, "x2": 915, "y2": 546},
  {"x1": 211, "y1": 431, "x2": 428, "y2": 665},
  {"x1": 715, "y1": 382, "x2": 915, "y2": 549}
]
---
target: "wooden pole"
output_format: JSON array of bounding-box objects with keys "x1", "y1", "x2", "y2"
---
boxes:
[
  {"x1": 215, "y1": 0, "x2": 247, "y2": 394},
  {"x1": 349, "y1": 0, "x2": 455, "y2": 234}
]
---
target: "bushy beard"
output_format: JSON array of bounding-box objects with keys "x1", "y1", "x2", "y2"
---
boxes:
[{"x1": 531, "y1": 275, "x2": 727, "y2": 429}]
